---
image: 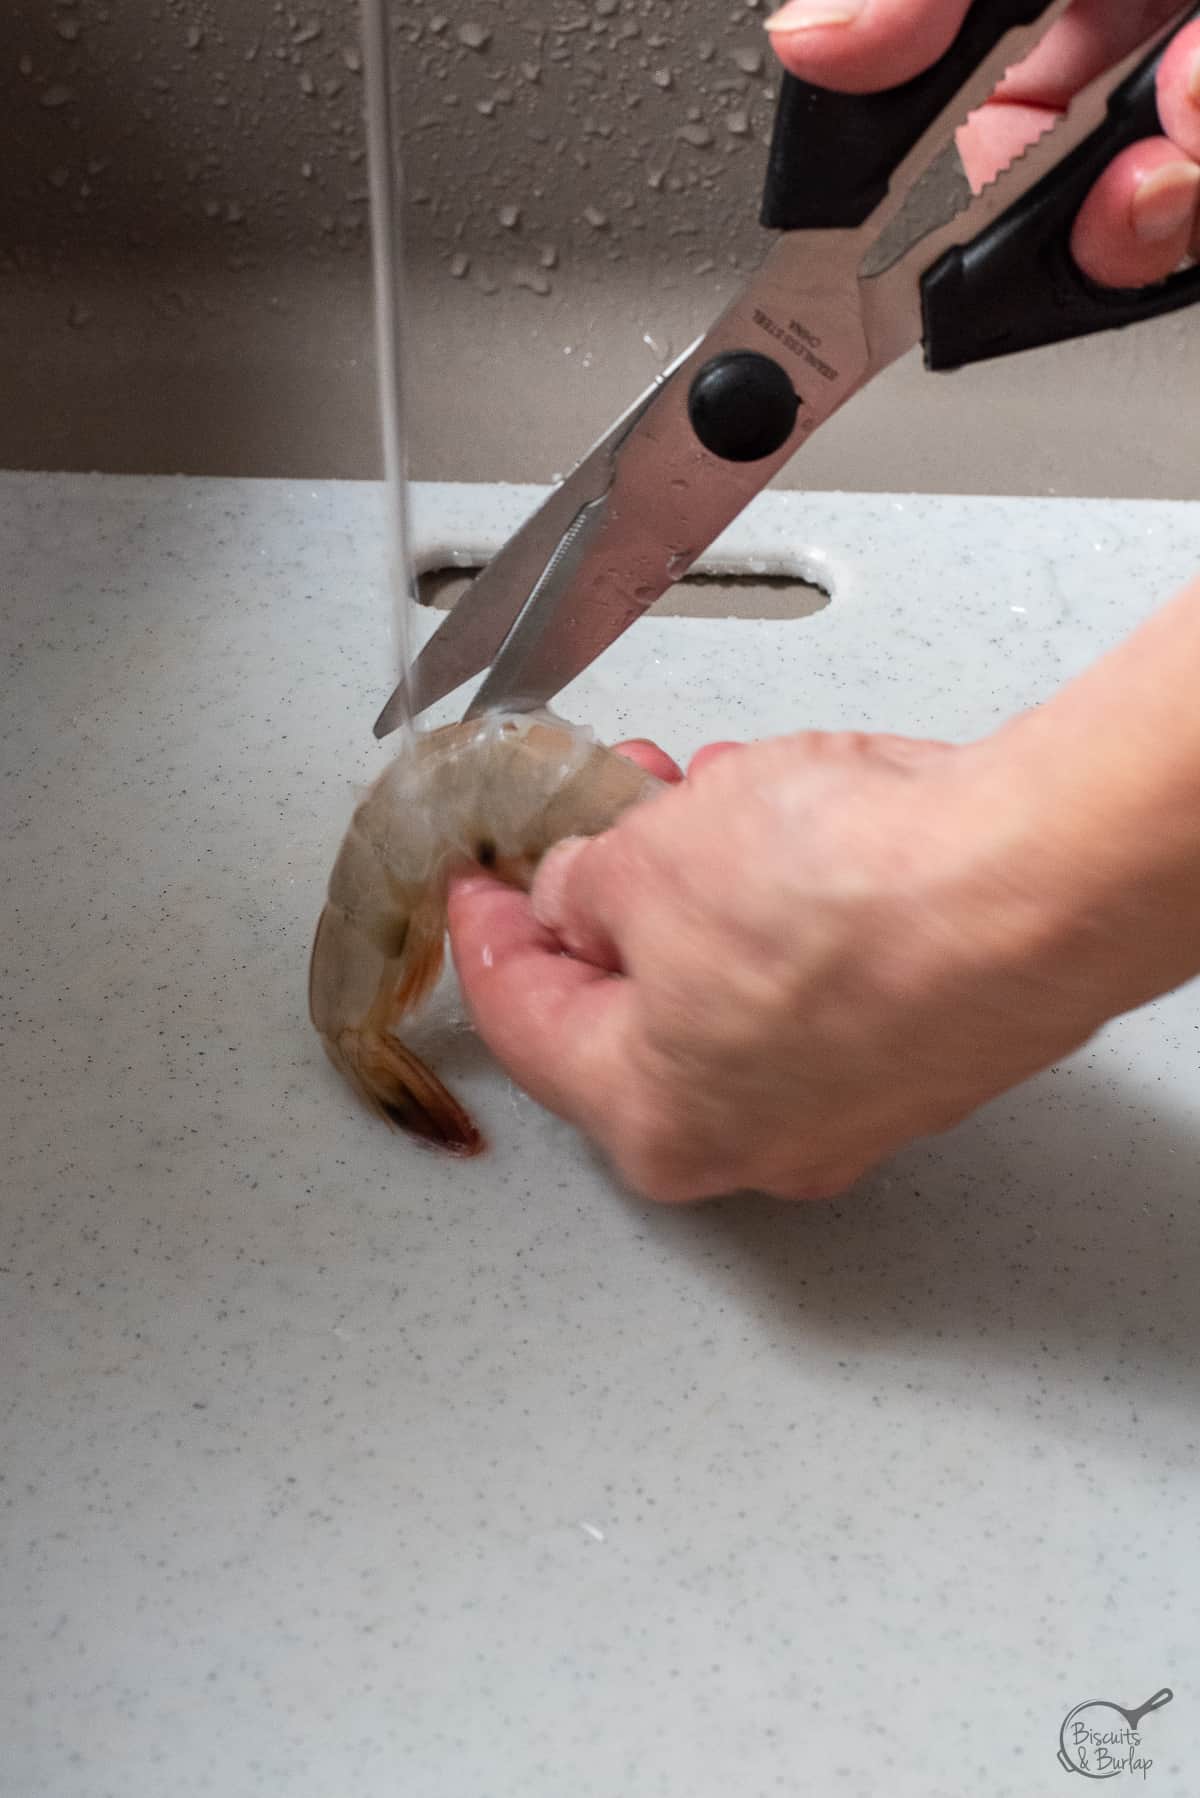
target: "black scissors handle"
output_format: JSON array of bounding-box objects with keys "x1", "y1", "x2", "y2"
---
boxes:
[
  {"x1": 922, "y1": 6, "x2": 1200, "y2": 368},
  {"x1": 762, "y1": 0, "x2": 1062, "y2": 230},
  {"x1": 762, "y1": 1, "x2": 1200, "y2": 368}
]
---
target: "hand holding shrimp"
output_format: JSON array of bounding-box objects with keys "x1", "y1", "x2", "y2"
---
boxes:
[
  {"x1": 453, "y1": 577, "x2": 1200, "y2": 1203},
  {"x1": 309, "y1": 712, "x2": 665, "y2": 1155}
]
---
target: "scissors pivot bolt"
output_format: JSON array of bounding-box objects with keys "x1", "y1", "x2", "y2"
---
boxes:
[{"x1": 686, "y1": 351, "x2": 800, "y2": 463}]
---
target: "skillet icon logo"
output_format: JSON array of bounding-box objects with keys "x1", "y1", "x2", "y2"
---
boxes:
[{"x1": 1058, "y1": 1688, "x2": 1174, "y2": 1780}]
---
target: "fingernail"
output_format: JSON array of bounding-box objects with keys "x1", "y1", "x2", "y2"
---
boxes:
[
  {"x1": 765, "y1": 0, "x2": 863, "y2": 33},
  {"x1": 1131, "y1": 162, "x2": 1200, "y2": 243}
]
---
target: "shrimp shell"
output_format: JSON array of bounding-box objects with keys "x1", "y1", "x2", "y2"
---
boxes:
[{"x1": 309, "y1": 712, "x2": 662, "y2": 1154}]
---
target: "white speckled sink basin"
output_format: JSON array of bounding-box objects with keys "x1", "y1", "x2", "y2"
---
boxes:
[{"x1": 3, "y1": 474, "x2": 1199, "y2": 1798}]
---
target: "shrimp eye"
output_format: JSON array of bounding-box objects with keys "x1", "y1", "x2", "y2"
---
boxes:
[{"x1": 474, "y1": 838, "x2": 497, "y2": 869}]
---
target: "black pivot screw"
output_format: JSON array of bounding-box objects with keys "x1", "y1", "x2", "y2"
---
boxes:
[{"x1": 687, "y1": 350, "x2": 800, "y2": 463}]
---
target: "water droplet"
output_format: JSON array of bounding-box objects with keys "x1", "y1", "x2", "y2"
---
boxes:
[
  {"x1": 429, "y1": 13, "x2": 448, "y2": 32},
  {"x1": 449, "y1": 251, "x2": 470, "y2": 278},
  {"x1": 68, "y1": 300, "x2": 93, "y2": 329},
  {"x1": 341, "y1": 44, "x2": 362, "y2": 72},
  {"x1": 300, "y1": 160, "x2": 314, "y2": 179},
  {"x1": 651, "y1": 67, "x2": 671, "y2": 88},
  {"x1": 56, "y1": 18, "x2": 82, "y2": 41},
  {"x1": 583, "y1": 204, "x2": 608, "y2": 228},
  {"x1": 39, "y1": 84, "x2": 75, "y2": 110},
  {"x1": 725, "y1": 109, "x2": 749, "y2": 135},
  {"x1": 292, "y1": 19, "x2": 323, "y2": 46},
  {"x1": 298, "y1": 69, "x2": 316, "y2": 96},
  {"x1": 678, "y1": 122, "x2": 713, "y2": 148},
  {"x1": 457, "y1": 21, "x2": 491, "y2": 51},
  {"x1": 476, "y1": 96, "x2": 496, "y2": 116},
  {"x1": 48, "y1": 166, "x2": 71, "y2": 190},
  {"x1": 732, "y1": 46, "x2": 763, "y2": 74},
  {"x1": 698, "y1": 39, "x2": 715, "y2": 61},
  {"x1": 18, "y1": 53, "x2": 34, "y2": 78},
  {"x1": 185, "y1": 24, "x2": 204, "y2": 51},
  {"x1": 513, "y1": 267, "x2": 551, "y2": 295},
  {"x1": 539, "y1": 243, "x2": 558, "y2": 269},
  {"x1": 520, "y1": 60, "x2": 541, "y2": 82},
  {"x1": 498, "y1": 202, "x2": 521, "y2": 229}
]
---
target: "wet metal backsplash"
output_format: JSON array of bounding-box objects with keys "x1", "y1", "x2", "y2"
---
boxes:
[{"x1": 0, "y1": 0, "x2": 776, "y2": 267}]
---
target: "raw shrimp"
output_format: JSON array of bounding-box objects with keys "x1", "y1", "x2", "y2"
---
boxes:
[{"x1": 309, "y1": 711, "x2": 662, "y2": 1155}]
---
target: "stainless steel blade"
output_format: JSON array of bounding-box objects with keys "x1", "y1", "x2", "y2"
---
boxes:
[
  {"x1": 467, "y1": 226, "x2": 876, "y2": 714},
  {"x1": 372, "y1": 372, "x2": 672, "y2": 735}
]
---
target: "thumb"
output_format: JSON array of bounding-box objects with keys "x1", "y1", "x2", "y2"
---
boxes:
[
  {"x1": 765, "y1": 0, "x2": 972, "y2": 93},
  {"x1": 447, "y1": 874, "x2": 626, "y2": 1132},
  {"x1": 531, "y1": 832, "x2": 629, "y2": 973}
]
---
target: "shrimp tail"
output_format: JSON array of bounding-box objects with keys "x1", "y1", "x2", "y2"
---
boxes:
[
  {"x1": 309, "y1": 900, "x2": 485, "y2": 1157},
  {"x1": 320, "y1": 1026, "x2": 484, "y2": 1157}
]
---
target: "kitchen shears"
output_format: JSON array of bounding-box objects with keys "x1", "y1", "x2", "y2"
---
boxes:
[{"x1": 375, "y1": 0, "x2": 1200, "y2": 738}]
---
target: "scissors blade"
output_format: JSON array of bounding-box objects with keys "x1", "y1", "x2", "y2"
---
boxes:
[
  {"x1": 466, "y1": 227, "x2": 879, "y2": 716},
  {"x1": 371, "y1": 378, "x2": 669, "y2": 736}
]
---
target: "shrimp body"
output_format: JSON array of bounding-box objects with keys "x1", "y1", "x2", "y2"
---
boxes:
[{"x1": 309, "y1": 712, "x2": 661, "y2": 1154}]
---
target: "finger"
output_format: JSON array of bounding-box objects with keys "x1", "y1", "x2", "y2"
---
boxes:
[
  {"x1": 687, "y1": 740, "x2": 743, "y2": 778},
  {"x1": 1070, "y1": 136, "x2": 1200, "y2": 287},
  {"x1": 765, "y1": 0, "x2": 972, "y2": 93},
  {"x1": 447, "y1": 875, "x2": 625, "y2": 1128},
  {"x1": 530, "y1": 828, "x2": 632, "y2": 972},
  {"x1": 1157, "y1": 17, "x2": 1200, "y2": 164},
  {"x1": 993, "y1": 0, "x2": 1184, "y2": 112},
  {"x1": 613, "y1": 739, "x2": 684, "y2": 783}
]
